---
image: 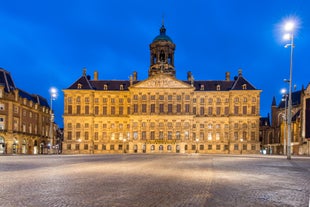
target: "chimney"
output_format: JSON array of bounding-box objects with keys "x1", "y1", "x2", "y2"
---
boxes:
[
  {"x1": 83, "y1": 67, "x2": 87, "y2": 76},
  {"x1": 225, "y1": 72, "x2": 230, "y2": 81},
  {"x1": 94, "y1": 71, "x2": 98, "y2": 80},
  {"x1": 133, "y1": 71, "x2": 137, "y2": 81},
  {"x1": 238, "y1": 69, "x2": 242, "y2": 76}
]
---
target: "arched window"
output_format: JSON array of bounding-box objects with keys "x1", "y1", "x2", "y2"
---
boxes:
[{"x1": 160, "y1": 50, "x2": 165, "y2": 62}]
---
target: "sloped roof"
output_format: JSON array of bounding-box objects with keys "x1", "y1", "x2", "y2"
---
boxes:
[
  {"x1": 0, "y1": 68, "x2": 50, "y2": 108},
  {"x1": 18, "y1": 89, "x2": 50, "y2": 108},
  {"x1": 67, "y1": 71, "x2": 258, "y2": 92},
  {"x1": 278, "y1": 90, "x2": 302, "y2": 109},
  {"x1": 0, "y1": 68, "x2": 16, "y2": 92}
]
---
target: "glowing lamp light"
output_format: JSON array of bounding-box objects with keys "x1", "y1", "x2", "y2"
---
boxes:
[{"x1": 284, "y1": 21, "x2": 295, "y2": 32}]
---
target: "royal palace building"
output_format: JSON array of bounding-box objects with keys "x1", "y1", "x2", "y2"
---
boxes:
[
  {"x1": 63, "y1": 24, "x2": 262, "y2": 154},
  {"x1": 0, "y1": 68, "x2": 54, "y2": 154}
]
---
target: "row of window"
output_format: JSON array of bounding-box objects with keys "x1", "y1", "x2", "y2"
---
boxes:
[
  {"x1": 67, "y1": 105, "x2": 257, "y2": 116},
  {"x1": 67, "y1": 131, "x2": 256, "y2": 141},
  {"x1": 67, "y1": 143, "x2": 257, "y2": 151},
  {"x1": 68, "y1": 122, "x2": 257, "y2": 130},
  {"x1": 67, "y1": 96, "x2": 257, "y2": 105}
]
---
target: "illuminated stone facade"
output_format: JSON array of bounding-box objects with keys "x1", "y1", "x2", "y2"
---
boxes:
[
  {"x1": 0, "y1": 68, "x2": 53, "y2": 154},
  {"x1": 62, "y1": 24, "x2": 261, "y2": 154},
  {"x1": 261, "y1": 84, "x2": 310, "y2": 155}
]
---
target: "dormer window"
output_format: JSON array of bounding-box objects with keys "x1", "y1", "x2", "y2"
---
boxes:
[
  {"x1": 77, "y1": 83, "x2": 82, "y2": 89},
  {"x1": 242, "y1": 84, "x2": 247, "y2": 90},
  {"x1": 120, "y1": 84, "x2": 124, "y2": 91},
  {"x1": 216, "y1": 85, "x2": 221, "y2": 91},
  {"x1": 200, "y1": 84, "x2": 204, "y2": 91},
  {"x1": 104, "y1": 84, "x2": 108, "y2": 90}
]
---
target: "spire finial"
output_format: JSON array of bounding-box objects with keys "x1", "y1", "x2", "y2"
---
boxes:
[
  {"x1": 162, "y1": 13, "x2": 165, "y2": 26},
  {"x1": 160, "y1": 14, "x2": 166, "y2": 35}
]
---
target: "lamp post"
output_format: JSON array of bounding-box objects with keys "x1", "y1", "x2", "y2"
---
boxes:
[
  {"x1": 283, "y1": 21, "x2": 295, "y2": 160},
  {"x1": 195, "y1": 138, "x2": 199, "y2": 153},
  {"x1": 123, "y1": 138, "x2": 127, "y2": 154},
  {"x1": 281, "y1": 88, "x2": 288, "y2": 155},
  {"x1": 49, "y1": 87, "x2": 57, "y2": 154}
]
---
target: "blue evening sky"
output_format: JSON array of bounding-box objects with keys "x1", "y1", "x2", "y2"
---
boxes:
[{"x1": 0, "y1": 0, "x2": 309, "y2": 127}]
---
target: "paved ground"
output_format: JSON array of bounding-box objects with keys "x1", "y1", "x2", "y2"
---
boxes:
[{"x1": 0, "y1": 154, "x2": 309, "y2": 207}]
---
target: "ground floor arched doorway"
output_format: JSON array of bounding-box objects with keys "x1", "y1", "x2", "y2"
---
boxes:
[{"x1": 0, "y1": 137, "x2": 5, "y2": 154}]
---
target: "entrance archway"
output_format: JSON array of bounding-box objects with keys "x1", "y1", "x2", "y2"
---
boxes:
[{"x1": 0, "y1": 137, "x2": 5, "y2": 154}]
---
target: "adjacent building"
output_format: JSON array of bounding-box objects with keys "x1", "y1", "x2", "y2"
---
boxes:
[
  {"x1": 0, "y1": 68, "x2": 54, "y2": 154},
  {"x1": 62, "y1": 24, "x2": 262, "y2": 154},
  {"x1": 261, "y1": 84, "x2": 310, "y2": 155}
]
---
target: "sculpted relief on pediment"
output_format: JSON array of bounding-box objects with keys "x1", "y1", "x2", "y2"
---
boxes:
[{"x1": 133, "y1": 75, "x2": 191, "y2": 89}]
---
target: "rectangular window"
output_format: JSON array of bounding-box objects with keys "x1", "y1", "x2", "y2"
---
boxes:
[
  {"x1": 119, "y1": 106, "x2": 123, "y2": 115},
  {"x1": 111, "y1": 106, "x2": 115, "y2": 115},
  {"x1": 67, "y1": 131, "x2": 72, "y2": 140},
  {"x1": 200, "y1": 145, "x2": 204, "y2": 150},
  {"x1": 159, "y1": 104, "x2": 164, "y2": 113},
  {"x1": 216, "y1": 107, "x2": 221, "y2": 115},
  {"x1": 94, "y1": 106, "x2": 99, "y2": 115},
  {"x1": 216, "y1": 145, "x2": 220, "y2": 150},
  {"x1": 85, "y1": 132, "x2": 89, "y2": 140},
  {"x1": 85, "y1": 106, "x2": 89, "y2": 114},
  {"x1": 68, "y1": 105, "x2": 72, "y2": 114},
  {"x1": 67, "y1": 144, "x2": 71, "y2": 150},
  {"x1": 208, "y1": 145, "x2": 212, "y2": 150},
  {"x1": 84, "y1": 144, "x2": 88, "y2": 150},
  {"x1": 168, "y1": 104, "x2": 172, "y2": 113},
  {"x1": 150, "y1": 131, "x2": 155, "y2": 140},
  {"x1": 76, "y1": 132, "x2": 80, "y2": 140},
  {"x1": 234, "y1": 132, "x2": 238, "y2": 140},
  {"x1": 94, "y1": 145, "x2": 98, "y2": 150},
  {"x1": 151, "y1": 104, "x2": 155, "y2": 113},
  {"x1": 168, "y1": 131, "x2": 172, "y2": 140},
  {"x1": 102, "y1": 144, "x2": 106, "y2": 150},
  {"x1": 234, "y1": 144, "x2": 239, "y2": 150},
  {"x1": 234, "y1": 106, "x2": 239, "y2": 115},
  {"x1": 224, "y1": 107, "x2": 229, "y2": 115},
  {"x1": 142, "y1": 104, "x2": 147, "y2": 113},
  {"x1": 208, "y1": 107, "x2": 213, "y2": 115},
  {"x1": 110, "y1": 145, "x2": 114, "y2": 150},
  {"x1": 193, "y1": 107, "x2": 196, "y2": 114},
  {"x1": 192, "y1": 145, "x2": 196, "y2": 150},
  {"x1": 243, "y1": 144, "x2": 247, "y2": 150},
  {"x1": 76, "y1": 105, "x2": 81, "y2": 114},
  {"x1": 176, "y1": 104, "x2": 181, "y2": 113},
  {"x1": 102, "y1": 106, "x2": 107, "y2": 115},
  {"x1": 251, "y1": 132, "x2": 256, "y2": 141},
  {"x1": 251, "y1": 144, "x2": 256, "y2": 150},
  {"x1": 142, "y1": 131, "x2": 146, "y2": 140},
  {"x1": 185, "y1": 104, "x2": 190, "y2": 113},
  {"x1": 75, "y1": 144, "x2": 80, "y2": 150},
  {"x1": 200, "y1": 107, "x2": 204, "y2": 115},
  {"x1": 243, "y1": 106, "x2": 247, "y2": 115},
  {"x1": 176, "y1": 131, "x2": 180, "y2": 139},
  {"x1": 251, "y1": 106, "x2": 256, "y2": 114}
]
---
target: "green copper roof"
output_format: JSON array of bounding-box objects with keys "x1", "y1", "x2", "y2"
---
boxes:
[{"x1": 152, "y1": 25, "x2": 173, "y2": 43}]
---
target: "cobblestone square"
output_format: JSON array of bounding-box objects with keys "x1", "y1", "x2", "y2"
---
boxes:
[{"x1": 0, "y1": 154, "x2": 309, "y2": 207}]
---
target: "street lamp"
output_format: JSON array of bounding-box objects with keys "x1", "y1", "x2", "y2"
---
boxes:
[
  {"x1": 123, "y1": 138, "x2": 126, "y2": 154},
  {"x1": 49, "y1": 87, "x2": 57, "y2": 154},
  {"x1": 283, "y1": 20, "x2": 296, "y2": 160},
  {"x1": 196, "y1": 138, "x2": 199, "y2": 153},
  {"x1": 281, "y1": 88, "x2": 288, "y2": 155}
]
